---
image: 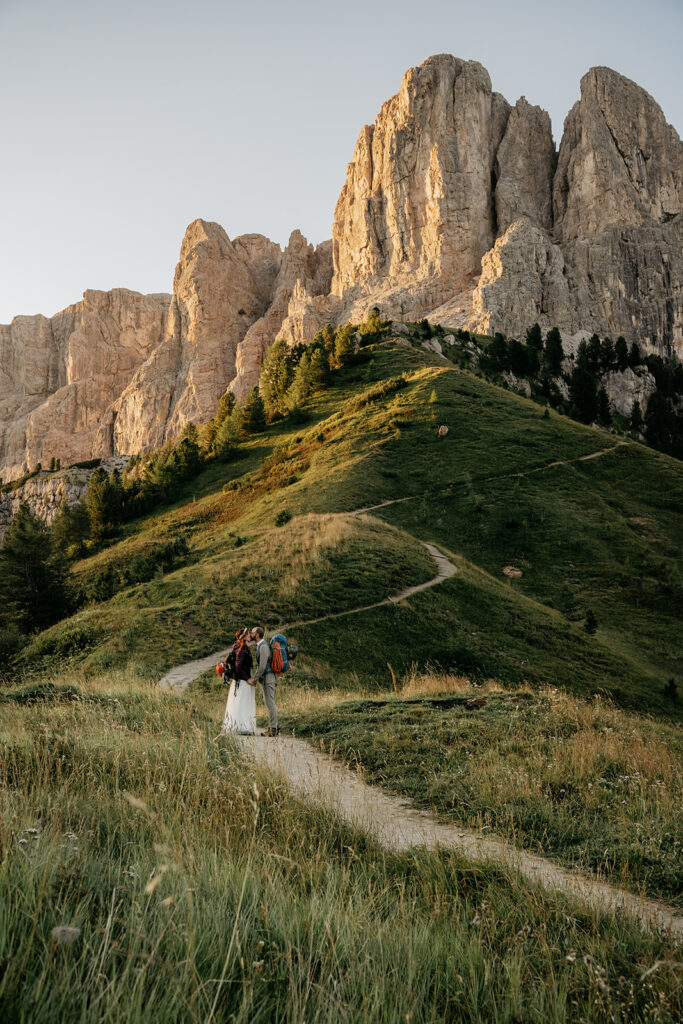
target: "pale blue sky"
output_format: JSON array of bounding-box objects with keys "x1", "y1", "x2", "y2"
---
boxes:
[{"x1": 1, "y1": 0, "x2": 681, "y2": 323}]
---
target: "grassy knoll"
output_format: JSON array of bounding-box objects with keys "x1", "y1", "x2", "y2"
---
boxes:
[
  {"x1": 13, "y1": 342, "x2": 682, "y2": 718},
  {"x1": 283, "y1": 673, "x2": 683, "y2": 905},
  {"x1": 1, "y1": 670, "x2": 681, "y2": 1023}
]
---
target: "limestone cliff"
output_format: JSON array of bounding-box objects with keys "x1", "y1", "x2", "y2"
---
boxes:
[
  {"x1": 1, "y1": 55, "x2": 681, "y2": 485},
  {"x1": 0, "y1": 289, "x2": 170, "y2": 481},
  {"x1": 0, "y1": 222, "x2": 329, "y2": 479},
  {"x1": 328, "y1": 56, "x2": 682, "y2": 354}
]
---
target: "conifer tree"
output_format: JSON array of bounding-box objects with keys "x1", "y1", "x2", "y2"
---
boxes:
[
  {"x1": 525, "y1": 323, "x2": 543, "y2": 351},
  {"x1": 600, "y1": 338, "x2": 616, "y2": 372},
  {"x1": 630, "y1": 400, "x2": 644, "y2": 433},
  {"x1": 568, "y1": 366, "x2": 598, "y2": 423},
  {"x1": 615, "y1": 336, "x2": 629, "y2": 371},
  {"x1": 334, "y1": 324, "x2": 356, "y2": 366},
  {"x1": 597, "y1": 387, "x2": 612, "y2": 425},
  {"x1": 239, "y1": 388, "x2": 266, "y2": 435},
  {"x1": 260, "y1": 340, "x2": 294, "y2": 417},
  {"x1": 544, "y1": 328, "x2": 564, "y2": 375},
  {"x1": 0, "y1": 502, "x2": 68, "y2": 633}
]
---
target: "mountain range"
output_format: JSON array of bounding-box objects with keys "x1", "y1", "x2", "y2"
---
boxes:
[{"x1": 1, "y1": 55, "x2": 681, "y2": 481}]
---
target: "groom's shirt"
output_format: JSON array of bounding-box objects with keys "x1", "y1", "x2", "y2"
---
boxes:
[{"x1": 252, "y1": 638, "x2": 273, "y2": 682}]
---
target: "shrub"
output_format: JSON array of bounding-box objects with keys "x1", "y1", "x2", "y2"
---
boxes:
[{"x1": 275, "y1": 510, "x2": 292, "y2": 527}]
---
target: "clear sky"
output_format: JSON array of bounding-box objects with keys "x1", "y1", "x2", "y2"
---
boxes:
[{"x1": 1, "y1": 0, "x2": 681, "y2": 324}]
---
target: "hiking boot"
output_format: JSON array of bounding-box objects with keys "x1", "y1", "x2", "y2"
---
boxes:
[{"x1": 266, "y1": 726, "x2": 280, "y2": 737}]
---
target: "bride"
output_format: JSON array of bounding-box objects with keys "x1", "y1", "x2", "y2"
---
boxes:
[{"x1": 222, "y1": 628, "x2": 256, "y2": 735}]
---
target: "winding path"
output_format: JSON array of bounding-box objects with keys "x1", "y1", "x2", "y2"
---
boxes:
[
  {"x1": 241, "y1": 734, "x2": 682, "y2": 941},
  {"x1": 155, "y1": 437, "x2": 683, "y2": 941},
  {"x1": 158, "y1": 540, "x2": 457, "y2": 692}
]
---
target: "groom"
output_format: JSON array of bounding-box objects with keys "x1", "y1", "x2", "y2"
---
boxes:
[{"x1": 249, "y1": 626, "x2": 280, "y2": 737}]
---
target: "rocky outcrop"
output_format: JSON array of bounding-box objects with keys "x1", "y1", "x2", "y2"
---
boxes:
[
  {"x1": 0, "y1": 222, "x2": 330, "y2": 479},
  {"x1": 0, "y1": 458, "x2": 128, "y2": 541},
  {"x1": 603, "y1": 367, "x2": 657, "y2": 418},
  {"x1": 108, "y1": 220, "x2": 281, "y2": 453},
  {"x1": 331, "y1": 56, "x2": 513, "y2": 316},
  {"x1": 326, "y1": 57, "x2": 682, "y2": 356},
  {"x1": 231, "y1": 231, "x2": 333, "y2": 398},
  {"x1": 0, "y1": 290, "x2": 170, "y2": 481}
]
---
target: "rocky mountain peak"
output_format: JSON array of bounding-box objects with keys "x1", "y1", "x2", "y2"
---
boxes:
[{"x1": 1, "y1": 55, "x2": 681, "y2": 485}]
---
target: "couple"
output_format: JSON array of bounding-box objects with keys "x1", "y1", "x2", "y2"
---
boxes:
[{"x1": 222, "y1": 626, "x2": 280, "y2": 737}]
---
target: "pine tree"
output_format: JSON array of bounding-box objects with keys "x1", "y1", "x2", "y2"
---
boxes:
[
  {"x1": 597, "y1": 387, "x2": 612, "y2": 425},
  {"x1": 308, "y1": 348, "x2": 331, "y2": 390},
  {"x1": 615, "y1": 336, "x2": 629, "y2": 371},
  {"x1": 600, "y1": 338, "x2": 616, "y2": 373},
  {"x1": 321, "y1": 324, "x2": 336, "y2": 354},
  {"x1": 86, "y1": 468, "x2": 120, "y2": 544},
  {"x1": 568, "y1": 366, "x2": 598, "y2": 423},
  {"x1": 334, "y1": 324, "x2": 356, "y2": 366},
  {"x1": 51, "y1": 499, "x2": 90, "y2": 556},
  {"x1": 630, "y1": 400, "x2": 644, "y2": 433},
  {"x1": 287, "y1": 352, "x2": 311, "y2": 407},
  {"x1": 586, "y1": 334, "x2": 602, "y2": 374},
  {"x1": 215, "y1": 390, "x2": 236, "y2": 427},
  {"x1": 0, "y1": 502, "x2": 68, "y2": 632},
  {"x1": 544, "y1": 328, "x2": 564, "y2": 375},
  {"x1": 260, "y1": 340, "x2": 294, "y2": 417},
  {"x1": 525, "y1": 323, "x2": 543, "y2": 351},
  {"x1": 173, "y1": 437, "x2": 202, "y2": 480},
  {"x1": 629, "y1": 342, "x2": 642, "y2": 367},
  {"x1": 239, "y1": 388, "x2": 266, "y2": 435}
]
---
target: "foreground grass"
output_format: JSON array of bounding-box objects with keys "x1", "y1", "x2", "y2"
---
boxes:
[
  {"x1": 283, "y1": 672, "x2": 683, "y2": 906},
  {"x1": 0, "y1": 670, "x2": 681, "y2": 1023}
]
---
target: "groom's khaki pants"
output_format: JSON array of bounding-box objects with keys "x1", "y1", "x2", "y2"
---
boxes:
[{"x1": 260, "y1": 672, "x2": 278, "y2": 728}]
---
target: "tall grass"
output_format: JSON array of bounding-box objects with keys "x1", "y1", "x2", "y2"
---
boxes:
[
  {"x1": 1, "y1": 672, "x2": 681, "y2": 1022},
  {"x1": 289, "y1": 672, "x2": 683, "y2": 905}
]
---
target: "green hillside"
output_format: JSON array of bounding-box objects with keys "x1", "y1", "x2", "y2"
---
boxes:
[
  {"x1": 14, "y1": 338, "x2": 682, "y2": 717},
  {"x1": 3, "y1": 334, "x2": 682, "y2": 1021}
]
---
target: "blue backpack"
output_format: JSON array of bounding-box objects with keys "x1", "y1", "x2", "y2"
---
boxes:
[{"x1": 269, "y1": 634, "x2": 298, "y2": 676}]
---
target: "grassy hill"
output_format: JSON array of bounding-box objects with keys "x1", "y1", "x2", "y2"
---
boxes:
[
  {"x1": 16, "y1": 339, "x2": 682, "y2": 717},
  {"x1": 3, "y1": 336, "x2": 682, "y2": 1021},
  {"x1": 2, "y1": 670, "x2": 681, "y2": 1022}
]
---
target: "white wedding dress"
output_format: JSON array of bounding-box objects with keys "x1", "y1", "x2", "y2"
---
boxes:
[{"x1": 222, "y1": 678, "x2": 256, "y2": 735}]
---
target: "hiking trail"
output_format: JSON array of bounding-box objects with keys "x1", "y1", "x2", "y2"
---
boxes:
[
  {"x1": 240, "y1": 734, "x2": 681, "y2": 941},
  {"x1": 155, "y1": 435, "x2": 683, "y2": 941},
  {"x1": 157, "y1": 540, "x2": 457, "y2": 692}
]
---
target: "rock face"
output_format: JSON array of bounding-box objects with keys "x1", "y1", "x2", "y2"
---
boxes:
[
  {"x1": 1, "y1": 56, "x2": 680, "y2": 487},
  {"x1": 603, "y1": 367, "x2": 657, "y2": 418},
  {"x1": 329, "y1": 56, "x2": 682, "y2": 355},
  {"x1": 0, "y1": 290, "x2": 170, "y2": 481},
  {"x1": 0, "y1": 222, "x2": 330, "y2": 480},
  {"x1": 0, "y1": 458, "x2": 128, "y2": 542}
]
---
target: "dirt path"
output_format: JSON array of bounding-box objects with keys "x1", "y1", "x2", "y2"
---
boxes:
[
  {"x1": 241, "y1": 734, "x2": 682, "y2": 941},
  {"x1": 352, "y1": 443, "x2": 627, "y2": 518},
  {"x1": 158, "y1": 541, "x2": 457, "y2": 692}
]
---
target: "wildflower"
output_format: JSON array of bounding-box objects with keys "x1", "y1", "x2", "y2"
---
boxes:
[
  {"x1": 566, "y1": 952, "x2": 577, "y2": 963},
  {"x1": 583, "y1": 954, "x2": 594, "y2": 966},
  {"x1": 470, "y1": 914, "x2": 481, "y2": 926},
  {"x1": 17, "y1": 838, "x2": 28, "y2": 845},
  {"x1": 257, "y1": 941, "x2": 265, "y2": 953},
  {"x1": 252, "y1": 960, "x2": 264, "y2": 971},
  {"x1": 51, "y1": 925, "x2": 80, "y2": 946}
]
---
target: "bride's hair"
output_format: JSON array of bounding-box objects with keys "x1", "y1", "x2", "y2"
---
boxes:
[{"x1": 235, "y1": 627, "x2": 249, "y2": 644}]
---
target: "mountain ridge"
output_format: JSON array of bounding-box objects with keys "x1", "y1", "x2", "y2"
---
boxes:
[{"x1": 1, "y1": 55, "x2": 681, "y2": 479}]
